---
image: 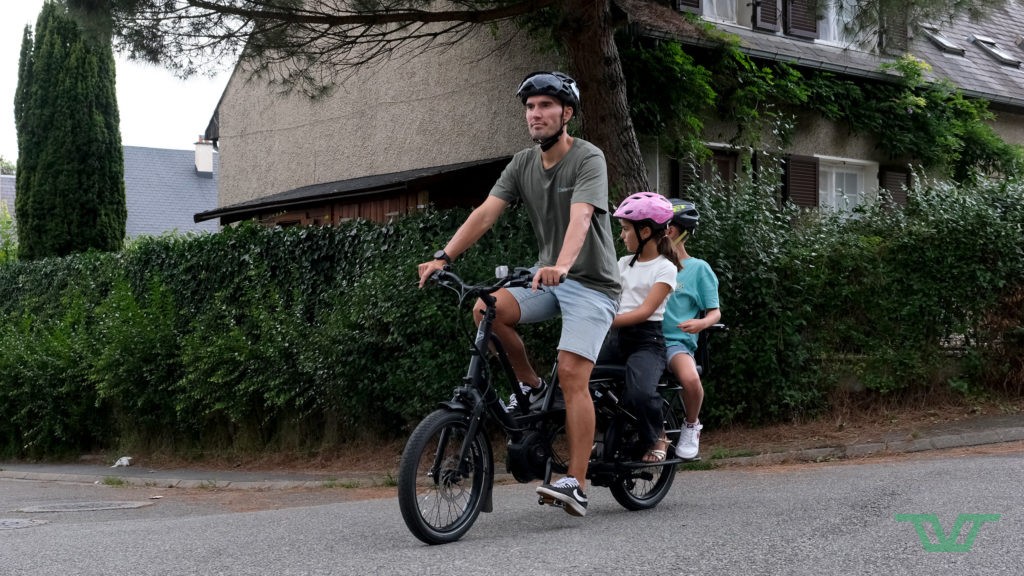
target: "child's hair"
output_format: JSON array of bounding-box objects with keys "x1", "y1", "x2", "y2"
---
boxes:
[{"x1": 639, "y1": 223, "x2": 681, "y2": 271}]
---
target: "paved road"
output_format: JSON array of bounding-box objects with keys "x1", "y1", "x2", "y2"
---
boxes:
[{"x1": 1, "y1": 446, "x2": 1020, "y2": 576}]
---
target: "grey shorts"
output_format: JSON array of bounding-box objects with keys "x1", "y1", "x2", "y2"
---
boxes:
[
  {"x1": 666, "y1": 343, "x2": 695, "y2": 363},
  {"x1": 506, "y1": 275, "x2": 617, "y2": 363}
]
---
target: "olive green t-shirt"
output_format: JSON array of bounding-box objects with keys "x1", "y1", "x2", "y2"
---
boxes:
[{"x1": 489, "y1": 139, "x2": 620, "y2": 299}]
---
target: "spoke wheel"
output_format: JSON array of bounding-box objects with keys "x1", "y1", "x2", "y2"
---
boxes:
[
  {"x1": 397, "y1": 409, "x2": 491, "y2": 544},
  {"x1": 609, "y1": 404, "x2": 678, "y2": 511}
]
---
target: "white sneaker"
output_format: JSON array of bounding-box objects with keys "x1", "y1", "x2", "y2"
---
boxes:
[
  {"x1": 675, "y1": 421, "x2": 702, "y2": 460},
  {"x1": 505, "y1": 382, "x2": 532, "y2": 412}
]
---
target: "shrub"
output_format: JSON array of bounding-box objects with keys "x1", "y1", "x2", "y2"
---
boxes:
[{"x1": 0, "y1": 177, "x2": 1021, "y2": 457}]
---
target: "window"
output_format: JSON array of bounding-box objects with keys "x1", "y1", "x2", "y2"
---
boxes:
[
  {"x1": 921, "y1": 24, "x2": 966, "y2": 56},
  {"x1": 970, "y1": 34, "x2": 1022, "y2": 67},
  {"x1": 703, "y1": 0, "x2": 736, "y2": 22},
  {"x1": 818, "y1": 158, "x2": 877, "y2": 211},
  {"x1": 818, "y1": 1, "x2": 856, "y2": 45}
]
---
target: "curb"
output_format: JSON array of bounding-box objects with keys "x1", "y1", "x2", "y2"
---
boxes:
[
  {"x1": 3, "y1": 428, "x2": 1022, "y2": 489},
  {"x1": 714, "y1": 426, "x2": 1024, "y2": 467},
  {"x1": 0, "y1": 470, "x2": 390, "y2": 491}
]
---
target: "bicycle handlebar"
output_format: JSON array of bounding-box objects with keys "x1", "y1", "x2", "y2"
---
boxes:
[{"x1": 429, "y1": 266, "x2": 535, "y2": 303}]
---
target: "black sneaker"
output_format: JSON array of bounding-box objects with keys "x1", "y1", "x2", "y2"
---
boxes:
[
  {"x1": 507, "y1": 378, "x2": 548, "y2": 413},
  {"x1": 536, "y1": 475, "x2": 588, "y2": 517}
]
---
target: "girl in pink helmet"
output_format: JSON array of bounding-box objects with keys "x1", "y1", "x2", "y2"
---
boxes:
[{"x1": 599, "y1": 192, "x2": 680, "y2": 462}]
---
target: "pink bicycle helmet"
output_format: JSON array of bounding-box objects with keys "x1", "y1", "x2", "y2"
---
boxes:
[
  {"x1": 613, "y1": 192, "x2": 674, "y2": 228},
  {"x1": 614, "y1": 192, "x2": 674, "y2": 267}
]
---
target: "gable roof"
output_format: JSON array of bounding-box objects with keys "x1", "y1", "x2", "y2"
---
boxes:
[
  {"x1": 617, "y1": 0, "x2": 1024, "y2": 112},
  {"x1": 909, "y1": 2, "x2": 1024, "y2": 110},
  {"x1": 124, "y1": 146, "x2": 220, "y2": 237}
]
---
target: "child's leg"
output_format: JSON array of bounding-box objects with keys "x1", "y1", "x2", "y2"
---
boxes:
[
  {"x1": 623, "y1": 345, "x2": 667, "y2": 452},
  {"x1": 669, "y1": 352, "x2": 703, "y2": 425}
]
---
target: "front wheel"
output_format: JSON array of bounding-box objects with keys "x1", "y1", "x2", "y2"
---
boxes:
[
  {"x1": 397, "y1": 409, "x2": 492, "y2": 545},
  {"x1": 609, "y1": 405, "x2": 678, "y2": 510}
]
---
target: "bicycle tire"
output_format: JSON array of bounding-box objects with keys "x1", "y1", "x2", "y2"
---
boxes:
[
  {"x1": 608, "y1": 405, "x2": 678, "y2": 511},
  {"x1": 397, "y1": 409, "x2": 492, "y2": 544}
]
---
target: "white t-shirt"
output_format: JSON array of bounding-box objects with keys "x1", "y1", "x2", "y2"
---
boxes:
[{"x1": 616, "y1": 255, "x2": 677, "y2": 321}]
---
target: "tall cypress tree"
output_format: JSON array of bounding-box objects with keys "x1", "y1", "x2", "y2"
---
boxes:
[{"x1": 14, "y1": 1, "x2": 125, "y2": 259}]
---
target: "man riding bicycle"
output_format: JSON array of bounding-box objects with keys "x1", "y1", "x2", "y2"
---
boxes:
[{"x1": 417, "y1": 71, "x2": 620, "y2": 517}]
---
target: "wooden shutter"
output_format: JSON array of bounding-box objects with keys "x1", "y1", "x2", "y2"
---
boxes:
[
  {"x1": 711, "y1": 151, "x2": 738, "y2": 183},
  {"x1": 672, "y1": 158, "x2": 701, "y2": 197},
  {"x1": 671, "y1": 150, "x2": 739, "y2": 196},
  {"x1": 677, "y1": 0, "x2": 701, "y2": 14},
  {"x1": 879, "y1": 167, "x2": 910, "y2": 206},
  {"x1": 754, "y1": 0, "x2": 780, "y2": 32},
  {"x1": 785, "y1": 0, "x2": 818, "y2": 39},
  {"x1": 784, "y1": 155, "x2": 819, "y2": 207}
]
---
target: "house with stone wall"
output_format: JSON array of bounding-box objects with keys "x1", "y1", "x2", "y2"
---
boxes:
[{"x1": 195, "y1": 0, "x2": 1024, "y2": 226}]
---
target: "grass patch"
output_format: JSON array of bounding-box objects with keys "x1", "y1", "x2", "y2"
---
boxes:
[
  {"x1": 679, "y1": 460, "x2": 716, "y2": 471},
  {"x1": 102, "y1": 476, "x2": 126, "y2": 486},
  {"x1": 321, "y1": 478, "x2": 362, "y2": 489},
  {"x1": 708, "y1": 446, "x2": 758, "y2": 460}
]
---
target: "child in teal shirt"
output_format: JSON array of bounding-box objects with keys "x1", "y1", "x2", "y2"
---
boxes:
[{"x1": 662, "y1": 199, "x2": 721, "y2": 460}]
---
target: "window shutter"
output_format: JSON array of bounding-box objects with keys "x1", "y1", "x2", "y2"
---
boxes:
[
  {"x1": 711, "y1": 151, "x2": 738, "y2": 183},
  {"x1": 785, "y1": 0, "x2": 818, "y2": 39},
  {"x1": 677, "y1": 0, "x2": 701, "y2": 14},
  {"x1": 879, "y1": 167, "x2": 910, "y2": 206},
  {"x1": 784, "y1": 155, "x2": 819, "y2": 207},
  {"x1": 754, "y1": 0, "x2": 780, "y2": 32},
  {"x1": 672, "y1": 158, "x2": 701, "y2": 197}
]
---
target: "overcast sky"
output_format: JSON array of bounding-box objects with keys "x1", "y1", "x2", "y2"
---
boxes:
[{"x1": 1, "y1": 1, "x2": 230, "y2": 163}]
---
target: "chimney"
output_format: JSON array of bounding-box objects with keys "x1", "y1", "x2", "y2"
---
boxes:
[{"x1": 195, "y1": 135, "x2": 214, "y2": 176}]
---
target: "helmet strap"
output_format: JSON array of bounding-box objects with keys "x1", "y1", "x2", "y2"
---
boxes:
[
  {"x1": 671, "y1": 229, "x2": 689, "y2": 248},
  {"x1": 629, "y1": 235, "x2": 652, "y2": 267},
  {"x1": 534, "y1": 126, "x2": 563, "y2": 151},
  {"x1": 534, "y1": 108, "x2": 571, "y2": 152}
]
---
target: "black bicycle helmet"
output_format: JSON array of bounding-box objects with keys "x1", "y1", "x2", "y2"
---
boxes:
[
  {"x1": 668, "y1": 198, "x2": 699, "y2": 232},
  {"x1": 516, "y1": 71, "x2": 581, "y2": 111}
]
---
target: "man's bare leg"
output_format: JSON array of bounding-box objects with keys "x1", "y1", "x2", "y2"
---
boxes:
[
  {"x1": 473, "y1": 289, "x2": 540, "y2": 387},
  {"x1": 557, "y1": 350, "x2": 595, "y2": 490}
]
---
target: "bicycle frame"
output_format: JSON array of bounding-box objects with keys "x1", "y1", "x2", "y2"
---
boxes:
[{"x1": 428, "y1": 269, "x2": 529, "y2": 489}]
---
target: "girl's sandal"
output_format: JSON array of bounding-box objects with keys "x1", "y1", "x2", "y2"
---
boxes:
[{"x1": 642, "y1": 435, "x2": 670, "y2": 463}]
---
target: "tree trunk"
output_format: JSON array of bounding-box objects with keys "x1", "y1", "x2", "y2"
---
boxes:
[{"x1": 560, "y1": 0, "x2": 650, "y2": 201}]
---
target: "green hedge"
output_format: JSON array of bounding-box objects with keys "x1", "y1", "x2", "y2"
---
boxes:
[
  {"x1": 0, "y1": 176, "x2": 1022, "y2": 458},
  {"x1": 0, "y1": 209, "x2": 549, "y2": 457},
  {"x1": 689, "y1": 173, "x2": 1024, "y2": 423}
]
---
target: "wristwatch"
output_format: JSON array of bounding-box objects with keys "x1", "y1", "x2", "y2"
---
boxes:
[{"x1": 433, "y1": 249, "x2": 452, "y2": 265}]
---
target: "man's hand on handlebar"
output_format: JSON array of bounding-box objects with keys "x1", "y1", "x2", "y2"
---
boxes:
[
  {"x1": 417, "y1": 259, "x2": 447, "y2": 288},
  {"x1": 532, "y1": 265, "x2": 569, "y2": 291}
]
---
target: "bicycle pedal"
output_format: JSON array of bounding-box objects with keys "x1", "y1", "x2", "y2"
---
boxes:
[{"x1": 537, "y1": 494, "x2": 561, "y2": 507}]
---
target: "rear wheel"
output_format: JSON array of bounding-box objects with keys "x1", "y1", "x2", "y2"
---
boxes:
[
  {"x1": 609, "y1": 404, "x2": 678, "y2": 510},
  {"x1": 397, "y1": 409, "x2": 492, "y2": 544}
]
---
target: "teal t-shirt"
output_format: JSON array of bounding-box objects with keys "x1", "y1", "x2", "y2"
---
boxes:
[
  {"x1": 489, "y1": 138, "x2": 620, "y2": 299},
  {"x1": 662, "y1": 257, "x2": 720, "y2": 353}
]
